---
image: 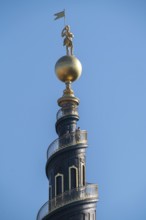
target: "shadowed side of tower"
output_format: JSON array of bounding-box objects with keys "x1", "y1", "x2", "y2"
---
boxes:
[{"x1": 37, "y1": 25, "x2": 98, "y2": 220}]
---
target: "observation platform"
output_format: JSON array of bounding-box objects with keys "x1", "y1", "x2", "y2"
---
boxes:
[
  {"x1": 37, "y1": 184, "x2": 98, "y2": 220},
  {"x1": 47, "y1": 130, "x2": 87, "y2": 160}
]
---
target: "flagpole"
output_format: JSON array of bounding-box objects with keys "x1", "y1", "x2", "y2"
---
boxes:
[{"x1": 64, "y1": 9, "x2": 66, "y2": 26}]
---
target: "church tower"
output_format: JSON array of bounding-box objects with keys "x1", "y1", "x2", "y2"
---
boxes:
[{"x1": 37, "y1": 24, "x2": 98, "y2": 220}]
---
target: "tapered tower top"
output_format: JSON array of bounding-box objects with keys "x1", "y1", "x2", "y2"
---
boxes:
[
  {"x1": 36, "y1": 14, "x2": 98, "y2": 220},
  {"x1": 54, "y1": 25, "x2": 82, "y2": 107}
]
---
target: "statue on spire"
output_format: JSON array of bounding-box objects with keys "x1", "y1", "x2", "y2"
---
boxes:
[
  {"x1": 54, "y1": 11, "x2": 82, "y2": 84},
  {"x1": 61, "y1": 25, "x2": 74, "y2": 56}
]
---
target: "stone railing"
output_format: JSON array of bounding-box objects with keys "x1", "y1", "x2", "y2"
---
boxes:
[
  {"x1": 56, "y1": 107, "x2": 79, "y2": 120},
  {"x1": 47, "y1": 130, "x2": 87, "y2": 159},
  {"x1": 37, "y1": 184, "x2": 98, "y2": 220}
]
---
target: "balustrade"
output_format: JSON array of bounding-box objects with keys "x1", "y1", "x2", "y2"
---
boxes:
[
  {"x1": 47, "y1": 130, "x2": 87, "y2": 159},
  {"x1": 37, "y1": 184, "x2": 98, "y2": 220},
  {"x1": 56, "y1": 107, "x2": 79, "y2": 120}
]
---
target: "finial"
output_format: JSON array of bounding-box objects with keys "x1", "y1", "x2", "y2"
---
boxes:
[
  {"x1": 54, "y1": 11, "x2": 81, "y2": 107},
  {"x1": 54, "y1": 10, "x2": 82, "y2": 87}
]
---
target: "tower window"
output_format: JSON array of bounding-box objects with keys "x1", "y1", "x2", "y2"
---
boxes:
[
  {"x1": 81, "y1": 164, "x2": 85, "y2": 186},
  {"x1": 69, "y1": 166, "x2": 78, "y2": 190},
  {"x1": 55, "y1": 173, "x2": 64, "y2": 196},
  {"x1": 49, "y1": 185, "x2": 52, "y2": 200}
]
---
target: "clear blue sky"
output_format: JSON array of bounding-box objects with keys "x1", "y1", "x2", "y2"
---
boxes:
[{"x1": 0, "y1": 0, "x2": 146, "y2": 220}]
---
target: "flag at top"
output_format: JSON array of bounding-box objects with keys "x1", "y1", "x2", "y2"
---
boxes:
[{"x1": 54, "y1": 10, "x2": 65, "y2": 20}]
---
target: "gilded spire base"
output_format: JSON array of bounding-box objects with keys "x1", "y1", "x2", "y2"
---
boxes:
[
  {"x1": 63, "y1": 82, "x2": 74, "y2": 97},
  {"x1": 57, "y1": 82, "x2": 79, "y2": 107}
]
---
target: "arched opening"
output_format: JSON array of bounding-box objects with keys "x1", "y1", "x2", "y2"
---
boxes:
[
  {"x1": 71, "y1": 168, "x2": 76, "y2": 189},
  {"x1": 49, "y1": 185, "x2": 52, "y2": 200},
  {"x1": 69, "y1": 166, "x2": 78, "y2": 190},
  {"x1": 82, "y1": 165, "x2": 85, "y2": 186},
  {"x1": 55, "y1": 173, "x2": 64, "y2": 196}
]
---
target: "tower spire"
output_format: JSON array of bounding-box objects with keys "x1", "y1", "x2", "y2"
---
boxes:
[{"x1": 37, "y1": 19, "x2": 98, "y2": 220}]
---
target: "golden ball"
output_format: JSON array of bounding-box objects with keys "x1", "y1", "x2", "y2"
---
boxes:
[{"x1": 55, "y1": 55, "x2": 82, "y2": 83}]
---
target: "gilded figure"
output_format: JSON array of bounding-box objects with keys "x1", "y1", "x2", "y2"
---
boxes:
[{"x1": 61, "y1": 25, "x2": 74, "y2": 55}]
